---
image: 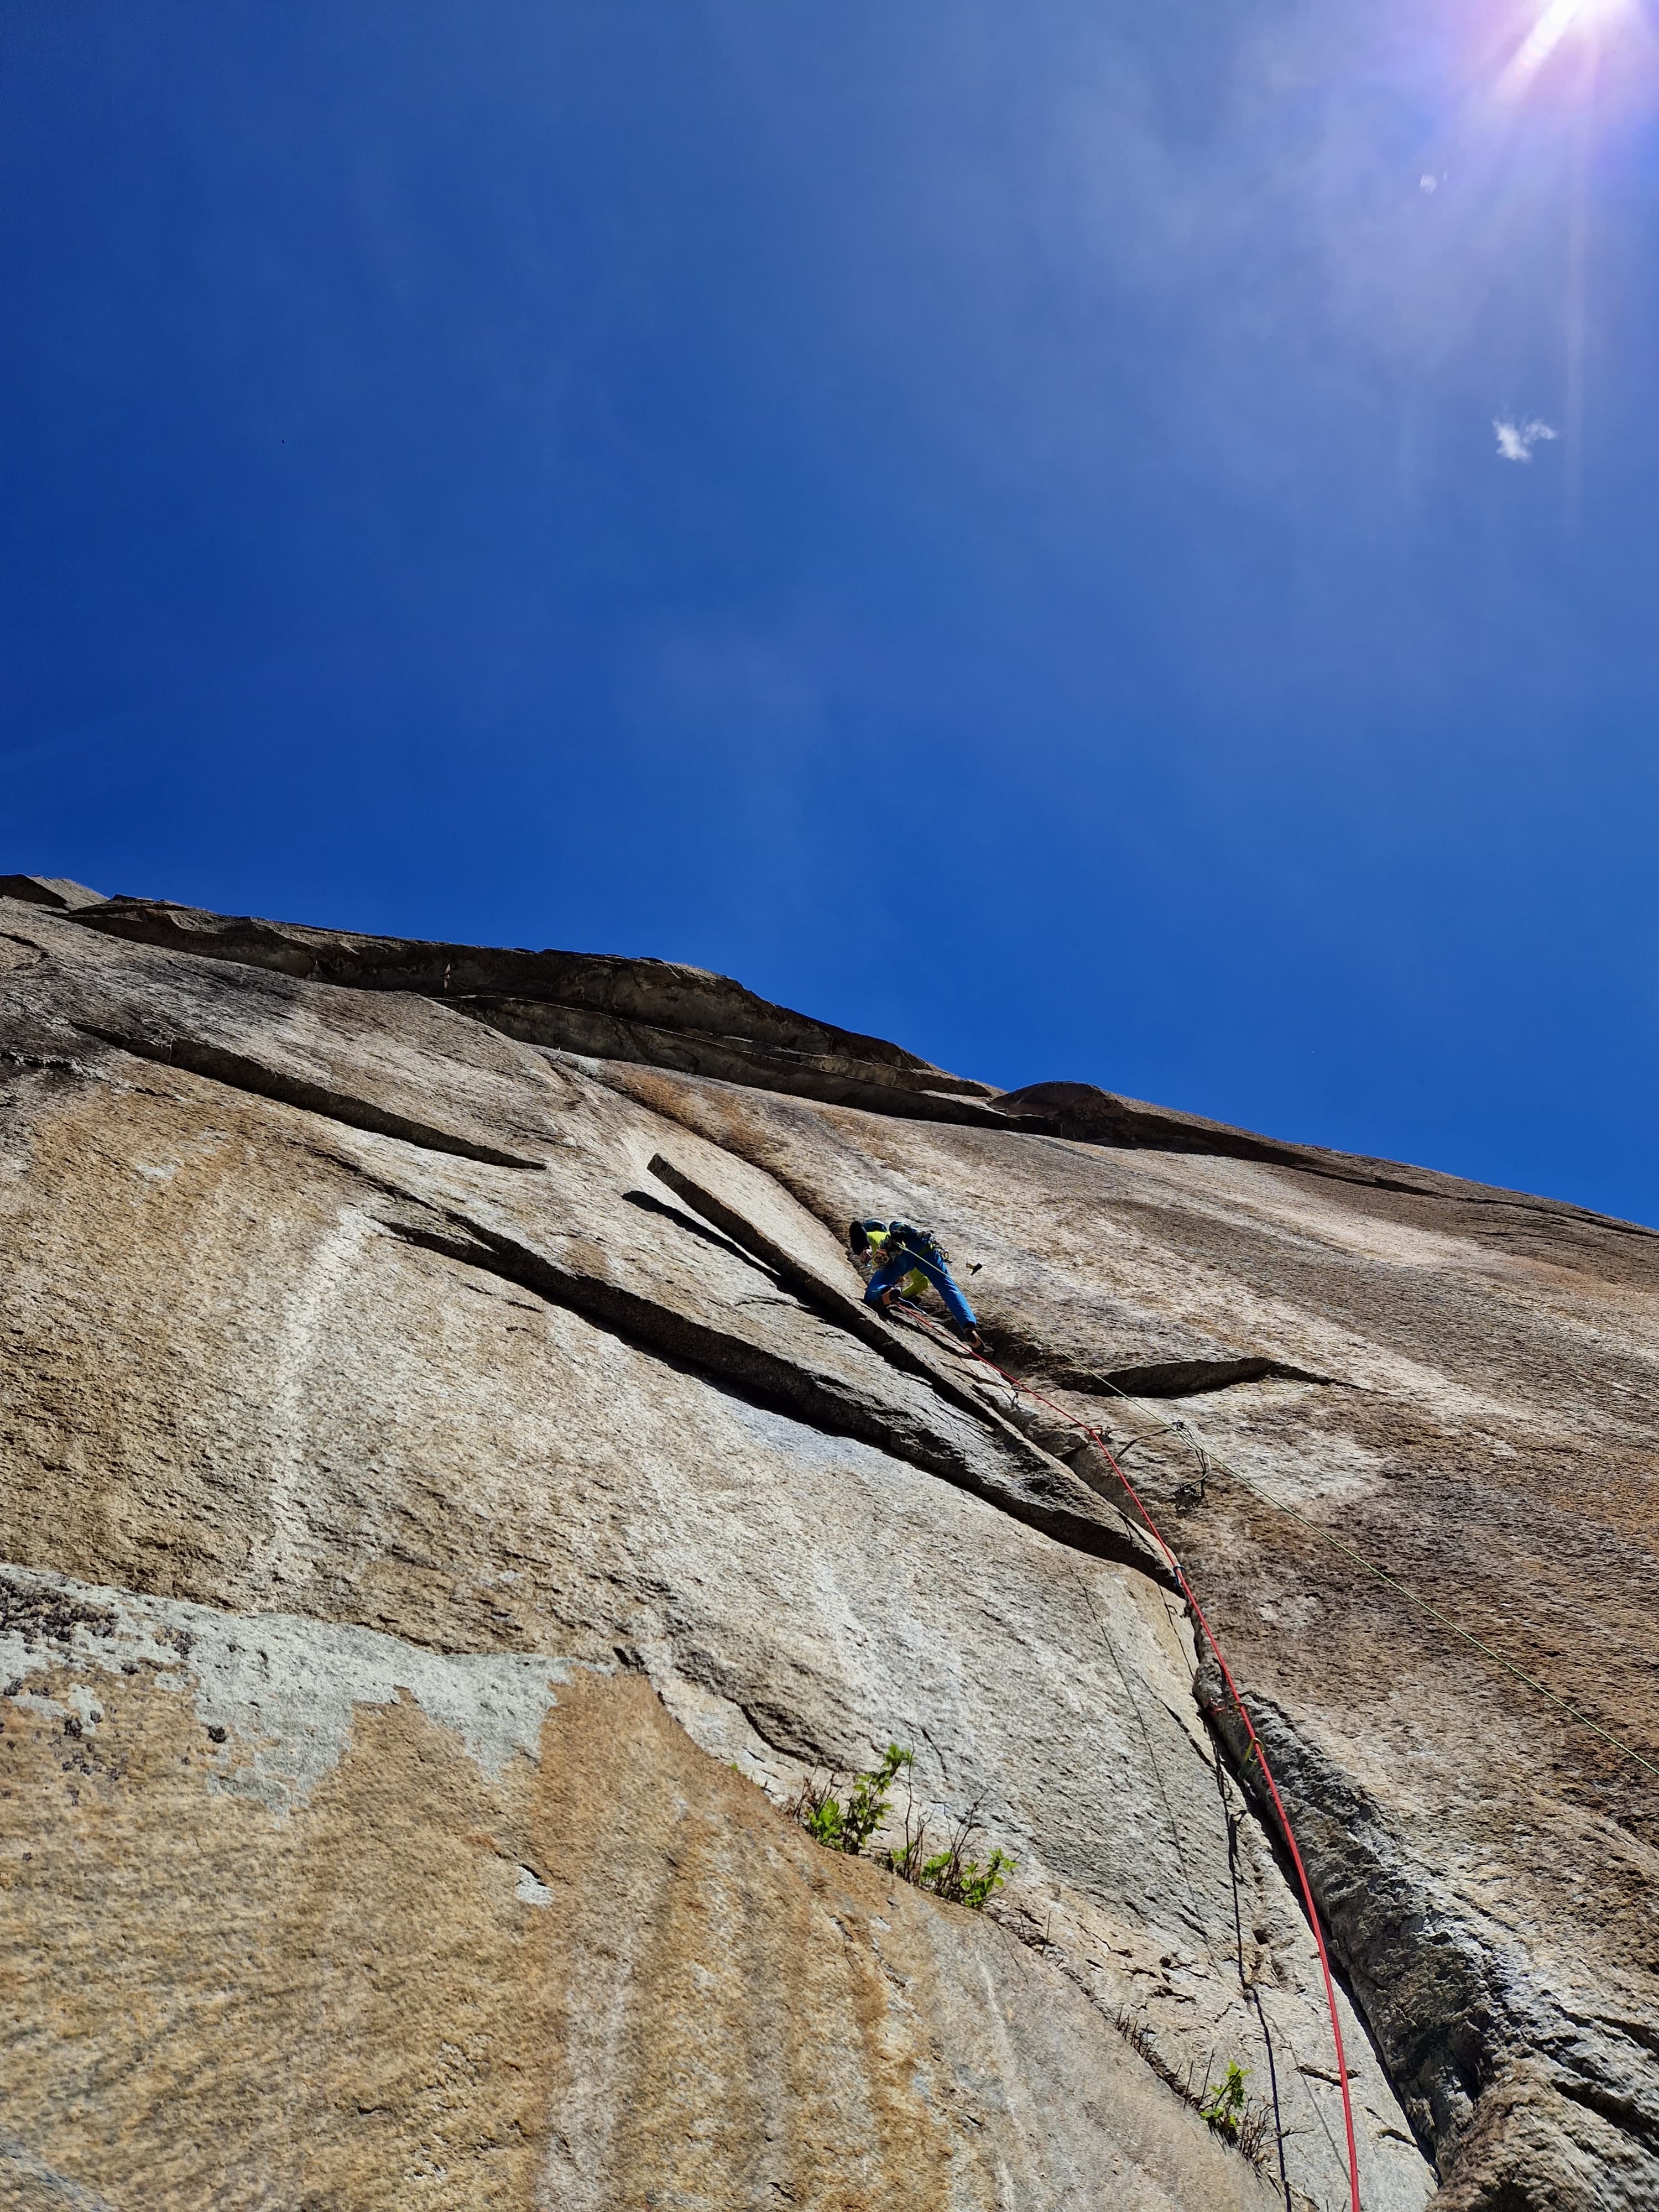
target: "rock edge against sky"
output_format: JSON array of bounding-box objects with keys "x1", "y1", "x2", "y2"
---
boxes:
[{"x1": 1, "y1": 875, "x2": 1653, "y2": 2211}]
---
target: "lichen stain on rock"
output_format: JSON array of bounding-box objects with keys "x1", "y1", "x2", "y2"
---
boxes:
[
  {"x1": 2, "y1": 1661, "x2": 564, "y2": 2209},
  {"x1": 0, "y1": 1656, "x2": 1274, "y2": 2212}
]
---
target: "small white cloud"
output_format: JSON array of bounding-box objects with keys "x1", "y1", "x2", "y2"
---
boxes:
[
  {"x1": 1494, "y1": 416, "x2": 1558, "y2": 462},
  {"x1": 1420, "y1": 174, "x2": 1438, "y2": 193}
]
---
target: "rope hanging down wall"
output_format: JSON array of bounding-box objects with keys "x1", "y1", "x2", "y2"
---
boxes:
[
  {"x1": 894, "y1": 1300, "x2": 1366, "y2": 2212},
  {"x1": 1071, "y1": 1360, "x2": 1659, "y2": 1786}
]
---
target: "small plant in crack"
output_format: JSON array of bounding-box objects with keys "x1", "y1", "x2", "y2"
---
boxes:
[
  {"x1": 1114, "y1": 2024, "x2": 1279, "y2": 2169},
  {"x1": 790, "y1": 1746, "x2": 1015, "y2": 1910},
  {"x1": 881, "y1": 1785, "x2": 1015, "y2": 1910},
  {"x1": 1198, "y1": 2061, "x2": 1275, "y2": 2160},
  {"x1": 1199, "y1": 2059, "x2": 1249, "y2": 2142},
  {"x1": 789, "y1": 1744, "x2": 912, "y2": 1855}
]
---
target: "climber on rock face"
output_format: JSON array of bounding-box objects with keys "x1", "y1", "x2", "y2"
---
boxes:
[{"x1": 848, "y1": 1219, "x2": 984, "y2": 1350}]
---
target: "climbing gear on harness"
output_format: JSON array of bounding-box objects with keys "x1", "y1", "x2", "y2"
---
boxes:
[
  {"x1": 885, "y1": 1219, "x2": 951, "y2": 1265},
  {"x1": 858, "y1": 1224, "x2": 980, "y2": 1343},
  {"x1": 851, "y1": 1220, "x2": 931, "y2": 1303},
  {"x1": 849, "y1": 1219, "x2": 952, "y2": 1269}
]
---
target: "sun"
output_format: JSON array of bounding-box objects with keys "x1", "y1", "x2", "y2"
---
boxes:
[{"x1": 1499, "y1": 0, "x2": 1634, "y2": 95}]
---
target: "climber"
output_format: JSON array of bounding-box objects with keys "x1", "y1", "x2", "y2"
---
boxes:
[{"x1": 848, "y1": 1219, "x2": 984, "y2": 1350}]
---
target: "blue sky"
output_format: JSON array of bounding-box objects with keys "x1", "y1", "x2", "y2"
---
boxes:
[{"x1": 4, "y1": 0, "x2": 1657, "y2": 1221}]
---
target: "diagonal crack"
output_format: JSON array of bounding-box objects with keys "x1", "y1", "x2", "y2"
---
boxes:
[
  {"x1": 1044, "y1": 1355, "x2": 1338, "y2": 1400},
  {"x1": 77, "y1": 1024, "x2": 546, "y2": 1172},
  {"x1": 619, "y1": 1188, "x2": 782, "y2": 1276},
  {"x1": 642, "y1": 1153, "x2": 1065, "y2": 1460},
  {"x1": 377, "y1": 1199, "x2": 1162, "y2": 1579}
]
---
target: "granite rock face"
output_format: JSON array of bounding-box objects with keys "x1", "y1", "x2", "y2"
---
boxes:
[{"x1": 1, "y1": 893, "x2": 1653, "y2": 2212}]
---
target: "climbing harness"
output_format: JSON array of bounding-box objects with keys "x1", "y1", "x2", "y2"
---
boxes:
[
  {"x1": 891, "y1": 1298, "x2": 1366, "y2": 2212},
  {"x1": 852, "y1": 1220, "x2": 932, "y2": 1303}
]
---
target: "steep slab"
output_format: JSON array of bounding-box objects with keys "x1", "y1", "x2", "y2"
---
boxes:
[
  {"x1": 1, "y1": 1572, "x2": 1287, "y2": 2212},
  {"x1": 62, "y1": 895, "x2": 1006, "y2": 1119},
  {"x1": 602, "y1": 1057, "x2": 1659, "y2": 2209},
  {"x1": 0, "y1": 896, "x2": 1432, "y2": 2210},
  {"x1": 65, "y1": 896, "x2": 1658, "y2": 1231}
]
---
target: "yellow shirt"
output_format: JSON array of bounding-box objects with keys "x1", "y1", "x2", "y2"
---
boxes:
[{"x1": 867, "y1": 1229, "x2": 928, "y2": 1301}]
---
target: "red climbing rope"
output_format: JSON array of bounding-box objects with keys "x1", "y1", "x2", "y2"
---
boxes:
[{"x1": 896, "y1": 1302, "x2": 1365, "y2": 2212}]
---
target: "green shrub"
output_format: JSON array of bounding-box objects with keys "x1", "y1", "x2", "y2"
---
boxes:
[
  {"x1": 884, "y1": 1801, "x2": 1013, "y2": 1907},
  {"x1": 1199, "y1": 2060, "x2": 1249, "y2": 2142},
  {"x1": 920, "y1": 1840, "x2": 1016, "y2": 1909},
  {"x1": 791, "y1": 1744, "x2": 912, "y2": 1855},
  {"x1": 790, "y1": 1745, "x2": 1014, "y2": 1912},
  {"x1": 880, "y1": 1784, "x2": 1015, "y2": 1910}
]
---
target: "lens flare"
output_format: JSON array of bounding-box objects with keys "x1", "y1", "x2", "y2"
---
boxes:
[{"x1": 1499, "y1": 0, "x2": 1630, "y2": 96}]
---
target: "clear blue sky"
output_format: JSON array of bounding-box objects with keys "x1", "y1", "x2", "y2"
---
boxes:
[{"x1": 4, "y1": 1, "x2": 1657, "y2": 1222}]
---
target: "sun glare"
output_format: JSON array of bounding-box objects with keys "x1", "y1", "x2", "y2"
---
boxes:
[{"x1": 1499, "y1": 0, "x2": 1631, "y2": 95}]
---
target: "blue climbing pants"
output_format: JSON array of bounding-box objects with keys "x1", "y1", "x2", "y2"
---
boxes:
[{"x1": 865, "y1": 1246, "x2": 977, "y2": 1334}]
